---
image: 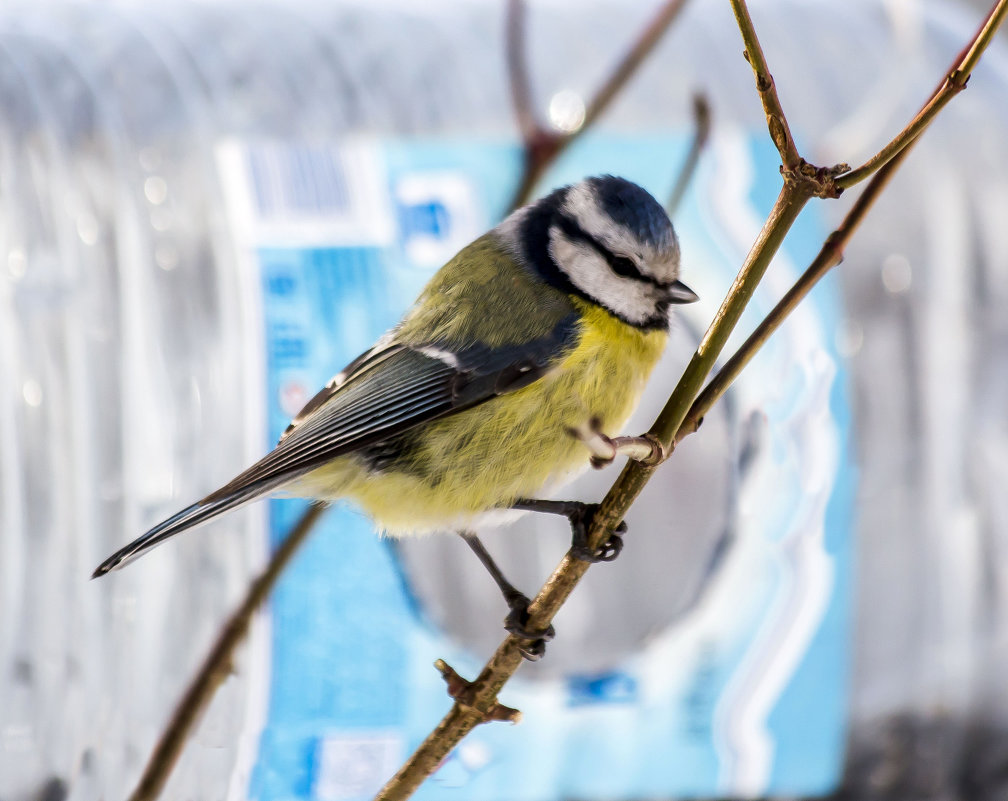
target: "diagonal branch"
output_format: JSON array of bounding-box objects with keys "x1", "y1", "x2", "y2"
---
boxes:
[
  {"x1": 375, "y1": 163, "x2": 816, "y2": 801},
  {"x1": 374, "y1": 3, "x2": 1008, "y2": 800},
  {"x1": 679, "y1": 147, "x2": 909, "y2": 442},
  {"x1": 729, "y1": 0, "x2": 801, "y2": 171},
  {"x1": 730, "y1": 0, "x2": 848, "y2": 197},
  {"x1": 836, "y1": 0, "x2": 1008, "y2": 188},
  {"x1": 126, "y1": 503, "x2": 329, "y2": 801},
  {"x1": 667, "y1": 92, "x2": 712, "y2": 215},
  {"x1": 683, "y1": 0, "x2": 1008, "y2": 431},
  {"x1": 505, "y1": 0, "x2": 538, "y2": 143},
  {"x1": 580, "y1": 0, "x2": 693, "y2": 131}
]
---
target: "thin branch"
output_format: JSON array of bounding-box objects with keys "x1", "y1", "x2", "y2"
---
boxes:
[
  {"x1": 580, "y1": 0, "x2": 692, "y2": 131},
  {"x1": 684, "y1": 0, "x2": 1008, "y2": 430},
  {"x1": 375, "y1": 3, "x2": 1008, "y2": 799},
  {"x1": 505, "y1": 0, "x2": 564, "y2": 212},
  {"x1": 667, "y1": 92, "x2": 712, "y2": 215},
  {"x1": 679, "y1": 152, "x2": 907, "y2": 443},
  {"x1": 730, "y1": 0, "x2": 847, "y2": 197},
  {"x1": 729, "y1": 0, "x2": 801, "y2": 171},
  {"x1": 128, "y1": 502, "x2": 328, "y2": 801},
  {"x1": 375, "y1": 174, "x2": 815, "y2": 801},
  {"x1": 575, "y1": 181, "x2": 811, "y2": 542},
  {"x1": 505, "y1": 0, "x2": 538, "y2": 142},
  {"x1": 507, "y1": 0, "x2": 693, "y2": 210},
  {"x1": 836, "y1": 0, "x2": 1008, "y2": 188}
]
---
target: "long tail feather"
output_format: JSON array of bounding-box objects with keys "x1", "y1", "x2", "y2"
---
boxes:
[{"x1": 92, "y1": 481, "x2": 276, "y2": 578}]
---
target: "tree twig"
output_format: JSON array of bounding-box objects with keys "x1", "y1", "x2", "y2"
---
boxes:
[
  {"x1": 667, "y1": 92, "x2": 712, "y2": 215},
  {"x1": 729, "y1": 0, "x2": 801, "y2": 171},
  {"x1": 507, "y1": 0, "x2": 693, "y2": 210},
  {"x1": 836, "y1": 0, "x2": 1008, "y2": 188},
  {"x1": 505, "y1": 0, "x2": 563, "y2": 212},
  {"x1": 682, "y1": 0, "x2": 1008, "y2": 435},
  {"x1": 580, "y1": 0, "x2": 692, "y2": 131},
  {"x1": 505, "y1": 0, "x2": 537, "y2": 143},
  {"x1": 679, "y1": 154, "x2": 904, "y2": 443},
  {"x1": 127, "y1": 502, "x2": 328, "y2": 801},
  {"x1": 375, "y1": 188, "x2": 813, "y2": 801},
  {"x1": 374, "y1": 2, "x2": 1008, "y2": 799}
]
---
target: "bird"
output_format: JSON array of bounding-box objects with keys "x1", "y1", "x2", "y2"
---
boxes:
[{"x1": 93, "y1": 175, "x2": 697, "y2": 655}]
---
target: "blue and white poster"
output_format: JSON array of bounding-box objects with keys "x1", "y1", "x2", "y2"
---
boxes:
[{"x1": 217, "y1": 132, "x2": 854, "y2": 801}]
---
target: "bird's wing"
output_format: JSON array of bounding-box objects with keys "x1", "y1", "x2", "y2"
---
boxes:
[
  {"x1": 207, "y1": 313, "x2": 581, "y2": 500},
  {"x1": 93, "y1": 314, "x2": 579, "y2": 576}
]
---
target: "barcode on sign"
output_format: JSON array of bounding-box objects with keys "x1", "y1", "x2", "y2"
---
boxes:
[
  {"x1": 248, "y1": 143, "x2": 351, "y2": 219},
  {"x1": 216, "y1": 138, "x2": 394, "y2": 247}
]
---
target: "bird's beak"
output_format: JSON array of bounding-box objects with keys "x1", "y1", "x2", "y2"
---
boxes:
[{"x1": 666, "y1": 279, "x2": 699, "y2": 304}]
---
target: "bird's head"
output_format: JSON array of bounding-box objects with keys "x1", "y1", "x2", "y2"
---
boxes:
[{"x1": 501, "y1": 175, "x2": 698, "y2": 330}]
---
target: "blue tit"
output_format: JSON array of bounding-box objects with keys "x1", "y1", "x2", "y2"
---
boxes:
[{"x1": 93, "y1": 175, "x2": 697, "y2": 579}]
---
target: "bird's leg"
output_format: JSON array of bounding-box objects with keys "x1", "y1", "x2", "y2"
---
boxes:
[
  {"x1": 457, "y1": 531, "x2": 530, "y2": 620},
  {"x1": 458, "y1": 531, "x2": 554, "y2": 661},
  {"x1": 510, "y1": 498, "x2": 627, "y2": 563}
]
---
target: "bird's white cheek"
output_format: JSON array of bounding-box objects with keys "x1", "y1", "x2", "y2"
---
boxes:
[
  {"x1": 549, "y1": 234, "x2": 656, "y2": 326},
  {"x1": 549, "y1": 236, "x2": 604, "y2": 290}
]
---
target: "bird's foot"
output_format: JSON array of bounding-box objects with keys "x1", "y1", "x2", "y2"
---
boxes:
[
  {"x1": 567, "y1": 502, "x2": 627, "y2": 563},
  {"x1": 503, "y1": 590, "x2": 555, "y2": 662},
  {"x1": 510, "y1": 498, "x2": 628, "y2": 564},
  {"x1": 567, "y1": 417, "x2": 666, "y2": 469}
]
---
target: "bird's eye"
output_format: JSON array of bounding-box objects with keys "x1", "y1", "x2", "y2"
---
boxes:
[{"x1": 609, "y1": 255, "x2": 639, "y2": 279}]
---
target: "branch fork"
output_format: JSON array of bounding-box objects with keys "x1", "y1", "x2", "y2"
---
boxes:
[
  {"x1": 376, "y1": 2, "x2": 1008, "y2": 797},
  {"x1": 506, "y1": 0, "x2": 693, "y2": 208},
  {"x1": 783, "y1": 159, "x2": 851, "y2": 198}
]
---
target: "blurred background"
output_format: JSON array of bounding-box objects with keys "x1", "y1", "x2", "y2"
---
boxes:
[{"x1": 2, "y1": 0, "x2": 1008, "y2": 799}]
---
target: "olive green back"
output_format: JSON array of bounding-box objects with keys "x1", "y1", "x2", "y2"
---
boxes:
[{"x1": 397, "y1": 234, "x2": 576, "y2": 348}]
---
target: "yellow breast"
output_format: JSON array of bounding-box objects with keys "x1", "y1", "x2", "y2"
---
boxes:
[{"x1": 297, "y1": 300, "x2": 668, "y2": 534}]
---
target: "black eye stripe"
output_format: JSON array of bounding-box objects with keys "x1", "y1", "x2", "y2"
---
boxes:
[
  {"x1": 609, "y1": 255, "x2": 639, "y2": 279},
  {"x1": 555, "y1": 213, "x2": 661, "y2": 287}
]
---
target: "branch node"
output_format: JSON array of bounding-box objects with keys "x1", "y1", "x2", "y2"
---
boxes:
[
  {"x1": 528, "y1": 130, "x2": 565, "y2": 166},
  {"x1": 780, "y1": 158, "x2": 847, "y2": 199},
  {"x1": 822, "y1": 230, "x2": 847, "y2": 265},
  {"x1": 434, "y1": 660, "x2": 522, "y2": 725},
  {"x1": 768, "y1": 116, "x2": 789, "y2": 154}
]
